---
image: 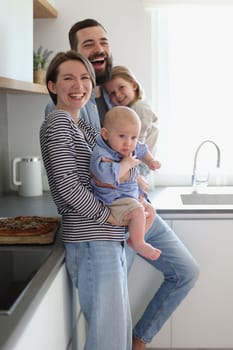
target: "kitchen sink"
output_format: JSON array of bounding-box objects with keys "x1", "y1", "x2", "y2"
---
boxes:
[
  {"x1": 181, "y1": 193, "x2": 233, "y2": 205},
  {"x1": 0, "y1": 248, "x2": 51, "y2": 314}
]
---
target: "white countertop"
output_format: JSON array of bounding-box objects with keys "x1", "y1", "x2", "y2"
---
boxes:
[{"x1": 149, "y1": 186, "x2": 233, "y2": 219}]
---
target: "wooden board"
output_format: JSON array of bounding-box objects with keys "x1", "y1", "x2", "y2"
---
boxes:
[
  {"x1": 33, "y1": 0, "x2": 58, "y2": 18},
  {"x1": 0, "y1": 217, "x2": 60, "y2": 245}
]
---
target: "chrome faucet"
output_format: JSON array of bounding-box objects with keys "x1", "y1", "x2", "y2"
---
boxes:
[{"x1": 192, "y1": 140, "x2": 221, "y2": 187}]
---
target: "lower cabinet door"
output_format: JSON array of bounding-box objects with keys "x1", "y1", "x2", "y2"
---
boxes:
[
  {"x1": 13, "y1": 264, "x2": 72, "y2": 350},
  {"x1": 171, "y1": 219, "x2": 233, "y2": 349}
]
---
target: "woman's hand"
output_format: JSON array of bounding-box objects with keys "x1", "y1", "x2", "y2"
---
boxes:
[{"x1": 107, "y1": 214, "x2": 124, "y2": 226}]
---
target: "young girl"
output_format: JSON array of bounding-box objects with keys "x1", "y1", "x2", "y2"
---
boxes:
[{"x1": 104, "y1": 65, "x2": 159, "y2": 156}]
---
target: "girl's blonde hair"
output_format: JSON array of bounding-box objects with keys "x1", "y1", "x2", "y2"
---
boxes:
[{"x1": 109, "y1": 65, "x2": 144, "y2": 101}]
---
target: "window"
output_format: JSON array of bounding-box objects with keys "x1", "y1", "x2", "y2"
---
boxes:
[{"x1": 150, "y1": 5, "x2": 233, "y2": 185}]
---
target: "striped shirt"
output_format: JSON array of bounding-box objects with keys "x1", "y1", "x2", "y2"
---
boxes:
[{"x1": 40, "y1": 110, "x2": 126, "y2": 243}]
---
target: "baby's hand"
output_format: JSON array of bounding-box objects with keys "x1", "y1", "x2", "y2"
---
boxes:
[
  {"x1": 149, "y1": 159, "x2": 161, "y2": 171},
  {"x1": 121, "y1": 154, "x2": 141, "y2": 169},
  {"x1": 118, "y1": 154, "x2": 140, "y2": 181}
]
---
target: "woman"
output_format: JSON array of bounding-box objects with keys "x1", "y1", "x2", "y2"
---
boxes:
[{"x1": 40, "y1": 51, "x2": 132, "y2": 350}]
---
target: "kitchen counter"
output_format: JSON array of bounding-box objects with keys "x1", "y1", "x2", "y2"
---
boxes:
[
  {"x1": 149, "y1": 186, "x2": 233, "y2": 219},
  {"x1": 0, "y1": 192, "x2": 58, "y2": 217},
  {"x1": 0, "y1": 192, "x2": 64, "y2": 350},
  {"x1": 0, "y1": 188, "x2": 233, "y2": 349}
]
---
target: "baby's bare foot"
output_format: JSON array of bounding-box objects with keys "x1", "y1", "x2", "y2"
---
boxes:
[{"x1": 127, "y1": 239, "x2": 161, "y2": 260}]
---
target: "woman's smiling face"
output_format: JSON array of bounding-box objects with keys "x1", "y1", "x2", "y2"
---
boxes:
[{"x1": 48, "y1": 60, "x2": 93, "y2": 119}]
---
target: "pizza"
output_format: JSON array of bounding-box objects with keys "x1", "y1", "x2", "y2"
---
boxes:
[{"x1": 0, "y1": 216, "x2": 60, "y2": 237}]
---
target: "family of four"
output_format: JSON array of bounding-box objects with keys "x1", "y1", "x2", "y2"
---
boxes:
[{"x1": 40, "y1": 18, "x2": 199, "y2": 350}]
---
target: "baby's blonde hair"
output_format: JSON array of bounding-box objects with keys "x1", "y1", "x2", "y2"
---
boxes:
[
  {"x1": 104, "y1": 106, "x2": 141, "y2": 130},
  {"x1": 109, "y1": 65, "x2": 144, "y2": 101}
]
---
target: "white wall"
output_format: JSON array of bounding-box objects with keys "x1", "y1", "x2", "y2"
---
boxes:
[
  {"x1": 33, "y1": 0, "x2": 152, "y2": 101},
  {"x1": 6, "y1": 0, "x2": 153, "y2": 191},
  {"x1": 7, "y1": 93, "x2": 49, "y2": 191}
]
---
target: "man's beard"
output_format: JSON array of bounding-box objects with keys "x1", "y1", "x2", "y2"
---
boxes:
[{"x1": 95, "y1": 55, "x2": 113, "y2": 85}]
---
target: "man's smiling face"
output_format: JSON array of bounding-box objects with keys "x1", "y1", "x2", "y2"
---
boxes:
[{"x1": 76, "y1": 25, "x2": 113, "y2": 85}]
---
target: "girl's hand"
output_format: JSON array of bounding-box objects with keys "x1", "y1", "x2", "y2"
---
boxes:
[
  {"x1": 137, "y1": 175, "x2": 149, "y2": 193},
  {"x1": 149, "y1": 159, "x2": 161, "y2": 171}
]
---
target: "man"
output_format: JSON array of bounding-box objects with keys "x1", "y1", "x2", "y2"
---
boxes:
[
  {"x1": 45, "y1": 19, "x2": 112, "y2": 130},
  {"x1": 46, "y1": 19, "x2": 199, "y2": 350}
]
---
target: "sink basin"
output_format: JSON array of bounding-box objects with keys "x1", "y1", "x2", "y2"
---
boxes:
[
  {"x1": 181, "y1": 193, "x2": 233, "y2": 205},
  {"x1": 0, "y1": 248, "x2": 51, "y2": 314}
]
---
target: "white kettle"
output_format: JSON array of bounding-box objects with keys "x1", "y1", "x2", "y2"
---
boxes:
[{"x1": 12, "y1": 156, "x2": 43, "y2": 197}]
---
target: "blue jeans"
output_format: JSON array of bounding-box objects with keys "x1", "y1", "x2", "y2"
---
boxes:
[
  {"x1": 126, "y1": 214, "x2": 200, "y2": 344},
  {"x1": 65, "y1": 241, "x2": 132, "y2": 350}
]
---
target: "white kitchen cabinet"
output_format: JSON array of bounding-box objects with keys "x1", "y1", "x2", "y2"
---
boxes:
[
  {"x1": 0, "y1": 1, "x2": 58, "y2": 94},
  {"x1": 128, "y1": 220, "x2": 172, "y2": 348},
  {"x1": 129, "y1": 217, "x2": 233, "y2": 349},
  {"x1": 1, "y1": 1, "x2": 32, "y2": 82},
  {"x1": 12, "y1": 263, "x2": 73, "y2": 350},
  {"x1": 9, "y1": 217, "x2": 233, "y2": 349},
  {"x1": 171, "y1": 219, "x2": 233, "y2": 348}
]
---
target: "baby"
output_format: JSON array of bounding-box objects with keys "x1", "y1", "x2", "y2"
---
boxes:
[{"x1": 90, "y1": 106, "x2": 161, "y2": 260}]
